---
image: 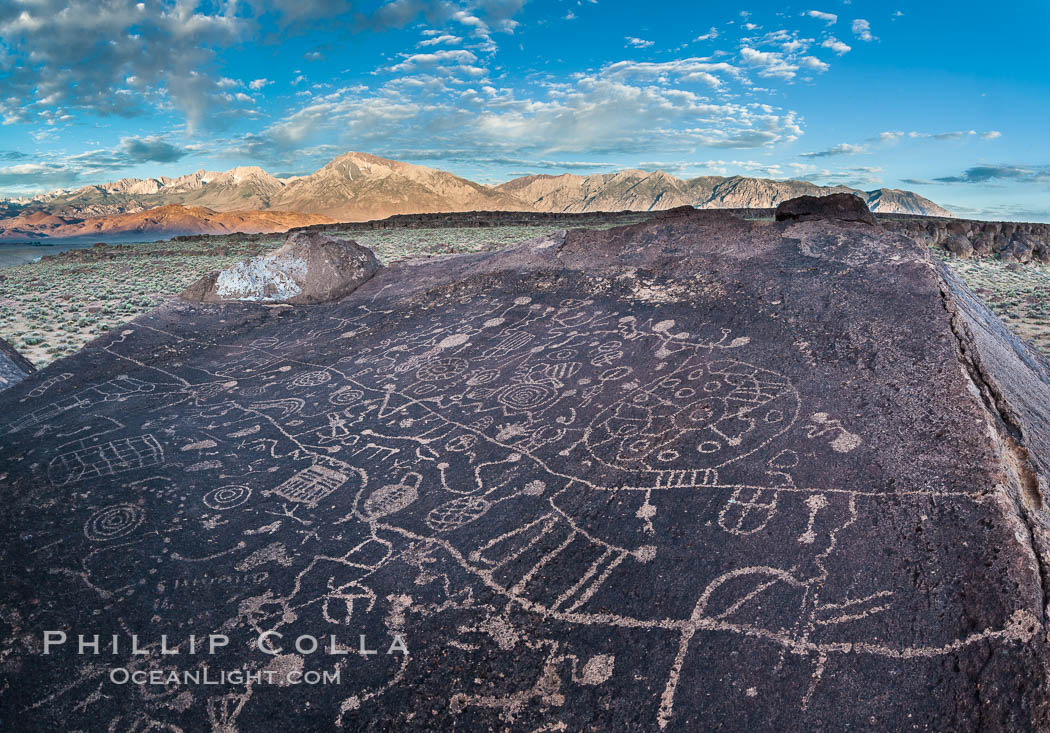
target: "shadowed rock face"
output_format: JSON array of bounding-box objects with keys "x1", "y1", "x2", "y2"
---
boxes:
[
  {"x1": 2, "y1": 208, "x2": 1050, "y2": 731},
  {"x1": 0, "y1": 335, "x2": 34, "y2": 391}
]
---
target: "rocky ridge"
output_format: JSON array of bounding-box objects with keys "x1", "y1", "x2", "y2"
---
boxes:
[{"x1": 882, "y1": 216, "x2": 1050, "y2": 263}]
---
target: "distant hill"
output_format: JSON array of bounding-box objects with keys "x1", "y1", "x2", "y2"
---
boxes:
[
  {"x1": 0, "y1": 204, "x2": 332, "y2": 240},
  {"x1": 2, "y1": 152, "x2": 952, "y2": 235},
  {"x1": 20, "y1": 167, "x2": 288, "y2": 219},
  {"x1": 495, "y1": 170, "x2": 951, "y2": 217},
  {"x1": 269, "y1": 152, "x2": 532, "y2": 220}
]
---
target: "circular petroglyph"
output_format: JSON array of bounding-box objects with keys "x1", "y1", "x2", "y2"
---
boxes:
[
  {"x1": 426, "y1": 496, "x2": 491, "y2": 532},
  {"x1": 84, "y1": 504, "x2": 145, "y2": 542},
  {"x1": 204, "y1": 485, "x2": 252, "y2": 510},
  {"x1": 329, "y1": 387, "x2": 364, "y2": 405},
  {"x1": 498, "y1": 383, "x2": 554, "y2": 411},
  {"x1": 416, "y1": 357, "x2": 468, "y2": 382},
  {"x1": 291, "y1": 370, "x2": 332, "y2": 388},
  {"x1": 466, "y1": 369, "x2": 499, "y2": 386}
]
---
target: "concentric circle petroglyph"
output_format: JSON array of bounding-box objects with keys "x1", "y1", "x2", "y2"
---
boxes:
[
  {"x1": 329, "y1": 386, "x2": 364, "y2": 405},
  {"x1": 203, "y1": 485, "x2": 252, "y2": 510},
  {"x1": 497, "y1": 383, "x2": 555, "y2": 411},
  {"x1": 83, "y1": 504, "x2": 145, "y2": 542}
]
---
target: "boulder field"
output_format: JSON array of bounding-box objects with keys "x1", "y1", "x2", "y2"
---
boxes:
[
  {"x1": 882, "y1": 216, "x2": 1050, "y2": 263},
  {"x1": 1, "y1": 200, "x2": 1050, "y2": 730}
]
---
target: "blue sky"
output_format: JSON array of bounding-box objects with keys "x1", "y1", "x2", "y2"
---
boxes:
[{"x1": 1, "y1": 0, "x2": 1048, "y2": 219}]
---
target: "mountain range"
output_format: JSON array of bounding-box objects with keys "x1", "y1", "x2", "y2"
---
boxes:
[{"x1": 0, "y1": 151, "x2": 952, "y2": 239}]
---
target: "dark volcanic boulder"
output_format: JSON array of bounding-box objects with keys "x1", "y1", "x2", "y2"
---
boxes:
[
  {"x1": 942, "y1": 233, "x2": 974, "y2": 258},
  {"x1": 1033, "y1": 237, "x2": 1050, "y2": 264},
  {"x1": 1003, "y1": 236, "x2": 1035, "y2": 264},
  {"x1": 972, "y1": 231, "x2": 996, "y2": 256},
  {"x1": 181, "y1": 230, "x2": 381, "y2": 304},
  {"x1": 0, "y1": 335, "x2": 34, "y2": 391},
  {"x1": 3, "y1": 209, "x2": 1050, "y2": 731},
  {"x1": 774, "y1": 192, "x2": 877, "y2": 225}
]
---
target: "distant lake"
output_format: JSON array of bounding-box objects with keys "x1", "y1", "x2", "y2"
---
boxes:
[{"x1": 0, "y1": 234, "x2": 175, "y2": 269}]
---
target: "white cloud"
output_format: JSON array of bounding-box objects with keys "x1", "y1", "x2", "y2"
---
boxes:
[
  {"x1": 851, "y1": 19, "x2": 875, "y2": 41},
  {"x1": 799, "y1": 56, "x2": 829, "y2": 72},
  {"x1": 881, "y1": 130, "x2": 1003, "y2": 142},
  {"x1": 0, "y1": 135, "x2": 190, "y2": 190},
  {"x1": 473, "y1": 78, "x2": 803, "y2": 152},
  {"x1": 694, "y1": 27, "x2": 719, "y2": 41},
  {"x1": 418, "y1": 33, "x2": 462, "y2": 47},
  {"x1": 821, "y1": 38, "x2": 851, "y2": 55},
  {"x1": 384, "y1": 50, "x2": 479, "y2": 73},
  {"x1": 0, "y1": 0, "x2": 247, "y2": 131},
  {"x1": 249, "y1": 78, "x2": 272, "y2": 90},
  {"x1": 637, "y1": 159, "x2": 787, "y2": 178},
  {"x1": 792, "y1": 163, "x2": 885, "y2": 187},
  {"x1": 0, "y1": 0, "x2": 531, "y2": 131},
  {"x1": 805, "y1": 10, "x2": 838, "y2": 25},
  {"x1": 229, "y1": 44, "x2": 808, "y2": 171},
  {"x1": 625, "y1": 37, "x2": 654, "y2": 48},
  {"x1": 740, "y1": 47, "x2": 803, "y2": 80},
  {"x1": 800, "y1": 142, "x2": 866, "y2": 158},
  {"x1": 602, "y1": 58, "x2": 740, "y2": 87}
]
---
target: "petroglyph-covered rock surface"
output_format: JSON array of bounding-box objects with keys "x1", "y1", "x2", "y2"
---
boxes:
[{"x1": 3, "y1": 208, "x2": 1050, "y2": 731}]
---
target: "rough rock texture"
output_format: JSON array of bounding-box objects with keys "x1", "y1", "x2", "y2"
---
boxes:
[
  {"x1": 0, "y1": 334, "x2": 34, "y2": 390},
  {"x1": 181, "y1": 230, "x2": 381, "y2": 304},
  {"x1": 942, "y1": 234, "x2": 974, "y2": 259},
  {"x1": 3, "y1": 208, "x2": 1050, "y2": 731},
  {"x1": 774, "y1": 192, "x2": 877, "y2": 225}
]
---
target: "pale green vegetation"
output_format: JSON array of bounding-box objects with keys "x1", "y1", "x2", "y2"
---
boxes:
[{"x1": 935, "y1": 249, "x2": 1050, "y2": 356}]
